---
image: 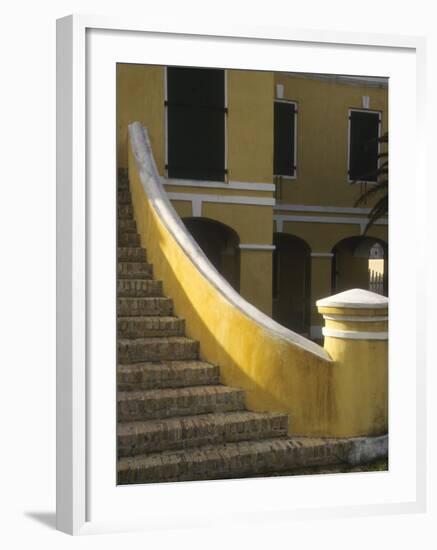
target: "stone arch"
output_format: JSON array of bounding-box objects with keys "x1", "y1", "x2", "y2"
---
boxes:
[
  {"x1": 183, "y1": 217, "x2": 240, "y2": 292},
  {"x1": 331, "y1": 235, "x2": 388, "y2": 295},
  {"x1": 272, "y1": 232, "x2": 312, "y2": 335}
]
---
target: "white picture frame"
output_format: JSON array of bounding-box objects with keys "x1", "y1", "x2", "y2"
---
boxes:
[{"x1": 56, "y1": 14, "x2": 427, "y2": 535}]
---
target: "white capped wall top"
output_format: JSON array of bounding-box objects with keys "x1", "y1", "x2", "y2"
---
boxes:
[{"x1": 316, "y1": 288, "x2": 389, "y2": 309}]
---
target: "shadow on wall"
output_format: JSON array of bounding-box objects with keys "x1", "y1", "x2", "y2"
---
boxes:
[{"x1": 183, "y1": 217, "x2": 240, "y2": 292}]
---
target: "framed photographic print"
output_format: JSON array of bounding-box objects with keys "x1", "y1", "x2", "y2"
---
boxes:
[{"x1": 56, "y1": 15, "x2": 427, "y2": 535}]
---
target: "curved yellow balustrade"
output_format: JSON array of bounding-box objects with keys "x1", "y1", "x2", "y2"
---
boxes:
[{"x1": 127, "y1": 122, "x2": 386, "y2": 437}]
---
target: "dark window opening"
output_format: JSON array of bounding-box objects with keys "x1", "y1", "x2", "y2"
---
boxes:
[
  {"x1": 348, "y1": 110, "x2": 380, "y2": 182},
  {"x1": 166, "y1": 67, "x2": 226, "y2": 181},
  {"x1": 274, "y1": 101, "x2": 296, "y2": 177}
]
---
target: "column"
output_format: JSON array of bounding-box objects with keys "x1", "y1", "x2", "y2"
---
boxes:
[{"x1": 316, "y1": 288, "x2": 388, "y2": 437}]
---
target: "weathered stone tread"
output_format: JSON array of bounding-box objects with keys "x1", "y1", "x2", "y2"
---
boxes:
[
  {"x1": 117, "y1": 360, "x2": 220, "y2": 390},
  {"x1": 117, "y1": 279, "x2": 163, "y2": 298},
  {"x1": 117, "y1": 411, "x2": 288, "y2": 455},
  {"x1": 117, "y1": 316, "x2": 184, "y2": 338},
  {"x1": 118, "y1": 336, "x2": 199, "y2": 363},
  {"x1": 117, "y1": 385, "x2": 245, "y2": 421},
  {"x1": 117, "y1": 296, "x2": 173, "y2": 316},
  {"x1": 117, "y1": 437, "x2": 343, "y2": 483}
]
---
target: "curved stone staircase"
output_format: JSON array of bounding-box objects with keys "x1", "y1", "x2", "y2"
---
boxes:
[{"x1": 117, "y1": 172, "x2": 348, "y2": 484}]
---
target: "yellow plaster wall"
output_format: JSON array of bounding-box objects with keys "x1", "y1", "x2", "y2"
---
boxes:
[
  {"x1": 239, "y1": 249, "x2": 273, "y2": 316},
  {"x1": 274, "y1": 73, "x2": 388, "y2": 208},
  {"x1": 227, "y1": 70, "x2": 274, "y2": 183},
  {"x1": 277, "y1": 218, "x2": 387, "y2": 254},
  {"x1": 202, "y1": 202, "x2": 273, "y2": 244},
  {"x1": 128, "y1": 129, "x2": 388, "y2": 437},
  {"x1": 117, "y1": 64, "x2": 165, "y2": 171}
]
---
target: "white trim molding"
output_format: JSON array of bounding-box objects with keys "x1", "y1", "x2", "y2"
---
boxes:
[
  {"x1": 239, "y1": 244, "x2": 276, "y2": 251},
  {"x1": 274, "y1": 214, "x2": 388, "y2": 234},
  {"x1": 164, "y1": 178, "x2": 275, "y2": 192},
  {"x1": 274, "y1": 203, "x2": 374, "y2": 215},
  {"x1": 311, "y1": 252, "x2": 334, "y2": 258},
  {"x1": 323, "y1": 314, "x2": 389, "y2": 322},
  {"x1": 322, "y1": 327, "x2": 388, "y2": 340},
  {"x1": 167, "y1": 192, "x2": 276, "y2": 209}
]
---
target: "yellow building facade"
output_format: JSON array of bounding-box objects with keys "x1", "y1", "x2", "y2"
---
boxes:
[{"x1": 117, "y1": 64, "x2": 388, "y2": 339}]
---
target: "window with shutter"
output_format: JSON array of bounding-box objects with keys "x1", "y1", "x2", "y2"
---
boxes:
[
  {"x1": 166, "y1": 67, "x2": 226, "y2": 181},
  {"x1": 348, "y1": 109, "x2": 381, "y2": 182},
  {"x1": 274, "y1": 101, "x2": 297, "y2": 178}
]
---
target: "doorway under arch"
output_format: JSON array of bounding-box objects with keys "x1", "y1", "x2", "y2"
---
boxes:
[
  {"x1": 272, "y1": 233, "x2": 311, "y2": 335},
  {"x1": 183, "y1": 217, "x2": 240, "y2": 292},
  {"x1": 331, "y1": 236, "x2": 388, "y2": 296}
]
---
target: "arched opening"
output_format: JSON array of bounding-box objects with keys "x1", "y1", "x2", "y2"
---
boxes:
[
  {"x1": 183, "y1": 217, "x2": 240, "y2": 292},
  {"x1": 272, "y1": 233, "x2": 311, "y2": 335},
  {"x1": 331, "y1": 236, "x2": 388, "y2": 296}
]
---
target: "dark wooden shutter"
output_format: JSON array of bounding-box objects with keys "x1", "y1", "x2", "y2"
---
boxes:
[
  {"x1": 167, "y1": 67, "x2": 225, "y2": 181},
  {"x1": 349, "y1": 111, "x2": 380, "y2": 181},
  {"x1": 274, "y1": 101, "x2": 296, "y2": 177}
]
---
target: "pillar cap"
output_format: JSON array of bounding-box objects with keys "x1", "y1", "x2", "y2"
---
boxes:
[{"x1": 316, "y1": 288, "x2": 388, "y2": 309}]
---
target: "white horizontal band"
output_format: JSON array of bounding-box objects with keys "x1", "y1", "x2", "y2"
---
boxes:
[
  {"x1": 239, "y1": 244, "x2": 276, "y2": 251},
  {"x1": 322, "y1": 327, "x2": 388, "y2": 340},
  {"x1": 274, "y1": 203, "x2": 373, "y2": 215},
  {"x1": 323, "y1": 314, "x2": 389, "y2": 322},
  {"x1": 311, "y1": 252, "x2": 334, "y2": 257},
  {"x1": 167, "y1": 192, "x2": 275, "y2": 207},
  {"x1": 164, "y1": 178, "x2": 275, "y2": 192}
]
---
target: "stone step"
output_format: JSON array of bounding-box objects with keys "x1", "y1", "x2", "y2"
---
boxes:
[
  {"x1": 117, "y1": 411, "x2": 289, "y2": 456},
  {"x1": 118, "y1": 232, "x2": 141, "y2": 246},
  {"x1": 117, "y1": 279, "x2": 163, "y2": 298},
  {"x1": 118, "y1": 191, "x2": 132, "y2": 204},
  {"x1": 117, "y1": 360, "x2": 220, "y2": 391},
  {"x1": 117, "y1": 385, "x2": 246, "y2": 422},
  {"x1": 118, "y1": 262, "x2": 153, "y2": 280},
  {"x1": 117, "y1": 437, "x2": 340, "y2": 484},
  {"x1": 117, "y1": 246, "x2": 147, "y2": 262},
  {"x1": 118, "y1": 204, "x2": 134, "y2": 219},
  {"x1": 117, "y1": 316, "x2": 184, "y2": 339},
  {"x1": 117, "y1": 297, "x2": 173, "y2": 317},
  {"x1": 118, "y1": 336, "x2": 199, "y2": 363},
  {"x1": 118, "y1": 219, "x2": 137, "y2": 233}
]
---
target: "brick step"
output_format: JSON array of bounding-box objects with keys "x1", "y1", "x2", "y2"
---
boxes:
[
  {"x1": 117, "y1": 279, "x2": 163, "y2": 298},
  {"x1": 118, "y1": 204, "x2": 134, "y2": 219},
  {"x1": 117, "y1": 297, "x2": 173, "y2": 317},
  {"x1": 118, "y1": 336, "x2": 199, "y2": 363},
  {"x1": 118, "y1": 191, "x2": 132, "y2": 204},
  {"x1": 118, "y1": 232, "x2": 141, "y2": 246},
  {"x1": 118, "y1": 316, "x2": 184, "y2": 339},
  {"x1": 118, "y1": 262, "x2": 153, "y2": 280},
  {"x1": 117, "y1": 437, "x2": 340, "y2": 484},
  {"x1": 117, "y1": 411, "x2": 289, "y2": 456},
  {"x1": 118, "y1": 219, "x2": 137, "y2": 233},
  {"x1": 117, "y1": 247, "x2": 147, "y2": 262},
  {"x1": 117, "y1": 385, "x2": 245, "y2": 422},
  {"x1": 117, "y1": 360, "x2": 220, "y2": 391}
]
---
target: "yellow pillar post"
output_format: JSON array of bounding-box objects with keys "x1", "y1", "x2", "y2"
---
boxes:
[
  {"x1": 316, "y1": 288, "x2": 388, "y2": 437},
  {"x1": 239, "y1": 245, "x2": 274, "y2": 316}
]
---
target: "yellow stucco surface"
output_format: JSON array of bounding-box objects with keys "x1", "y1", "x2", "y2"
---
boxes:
[
  {"x1": 128, "y1": 133, "x2": 388, "y2": 437},
  {"x1": 117, "y1": 64, "x2": 165, "y2": 171},
  {"x1": 227, "y1": 70, "x2": 274, "y2": 183},
  {"x1": 274, "y1": 73, "x2": 388, "y2": 208}
]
